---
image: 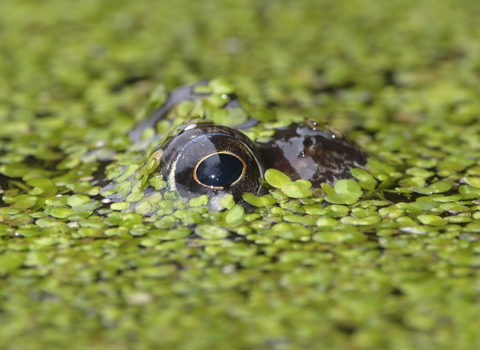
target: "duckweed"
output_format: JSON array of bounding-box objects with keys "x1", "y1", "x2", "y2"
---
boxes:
[
  {"x1": 280, "y1": 180, "x2": 313, "y2": 198},
  {"x1": 2, "y1": 0, "x2": 480, "y2": 349},
  {"x1": 242, "y1": 193, "x2": 277, "y2": 207},
  {"x1": 225, "y1": 204, "x2": 245, "y2": 224},
  {"x1": 188, "y1": 195, "x2": 209, "y2": 207},
  {"x1": 195, "y1": 225, "x2": 229, "y2": 239},
  {"x1": 324, "y1": 179, "x2": 364, "y2": 205},
  {"x1": 264, "y1": 168, "x2": 291, "y2": 188}
]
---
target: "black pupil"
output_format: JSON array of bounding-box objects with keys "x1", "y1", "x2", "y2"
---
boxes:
[{"x1": 196, "y1": 153, "x2": 244, "y2": 187}]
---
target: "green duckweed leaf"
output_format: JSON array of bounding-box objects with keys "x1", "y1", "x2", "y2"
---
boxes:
[
  {"x1": 264, "y1": 169, "x2": 291, "y2": 188},
  {"x1": 225, "y1": 204, "x2": 245, "y2": 224},
  {"x1": 242, "y1": 193, "x2": 277, "y2": 207},
  {"x1": 351, "y1": 168, "x2": 378, "y2": 190},
  {"x1": 280, "y1": 181, "x2": 312, "y2": 198},
  {"x1": 463, "y1": 177, "x2": 480, "y2": 189},
  {"x1": 195, "y1": 225, "x2": 229, "y2": 239},
  {"x1": 67, "y1": 194, "x2": 90, "y2": 208},
  {"x1": 312, "y1": 231, "x2": 367, "y2": 244},
  {"x1": 410, "y1": 180, "x2": 452, "y2": 194}
]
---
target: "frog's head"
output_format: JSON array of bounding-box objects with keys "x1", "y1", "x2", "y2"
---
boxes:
[{"x1": 147, "y1": 119, "x2": 266, "y2": 201}]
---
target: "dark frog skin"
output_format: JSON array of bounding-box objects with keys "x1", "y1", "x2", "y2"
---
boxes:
[
  {"x1": 257, "y1": 119, "x2": 368, "y2": 186},
  {"x1": 105, "y1": 81, "x2": 368, "y2": 205}
]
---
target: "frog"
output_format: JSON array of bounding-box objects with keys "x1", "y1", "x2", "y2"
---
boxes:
[{"x1": 101, "y1": 80, "x2": 368, "y2": 210}]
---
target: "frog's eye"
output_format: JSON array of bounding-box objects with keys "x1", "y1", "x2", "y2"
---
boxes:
[
  {"x1": 157, "y1": 124, "x2": 265, "y2": 201},
  {"x1": 194, "y1": 152, "x2": 246, "y2": 188}
]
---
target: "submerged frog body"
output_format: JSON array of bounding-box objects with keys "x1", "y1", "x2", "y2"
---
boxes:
[{"x1": 104, "y1": 81, "x2": 368, "y2": 205}]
